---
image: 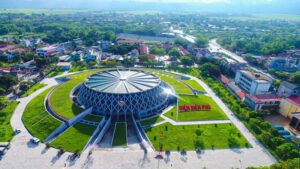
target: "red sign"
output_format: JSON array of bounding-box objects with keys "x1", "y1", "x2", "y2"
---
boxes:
[{"x1": 179, "y1": 104, "x2": 211, "y2": 112}]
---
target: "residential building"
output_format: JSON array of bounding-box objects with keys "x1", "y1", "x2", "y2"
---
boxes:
[
  {"x1": 128, "y1": 49, "x2": 139, "y2": 59},
  {"x1": 117, "y1": 39, "x2": 144, "y2": 45},
  {"x1": 227, "y1": 81, "x2": 247, "y2": 100},
  {"x1": 280, "y1": 96, "x2": 300, "y2": 118},
  {"x1": 235, "y1": 70, "x2": 272, "y2": 94},
  {"x1": 277, "y1": 81, "x2": 300, "y2": 98},
  {"x1": 267, "y1": 57, "x2": 300, "y2": 71},
  {"x1": 0, "y1": 67, "x2": 31, "y2": 80},
  {"x1": 139, "y1": 44, "x2": 149, "y2": 55},
  {"x1": 220, "y1": 57, "x2": 247, "y2": 73},
  {"x1": 178, "y1": 45, "x2": 190, "y2": 56},
  {"x1": 36, "y1": 45, "x2": 58, "y2": 57},
  {"x1": 244, "y1": 94, "x2": 280, "y2": 111},
  {"x1": 100, "y1": 40, "x2": 112, "y2": 51},
  {"x1": 289, "y1": 113, "x2": 300, "y2": 133},
  {"x1": 56, "y1": 62, "x2": 72, "y2": 71}
]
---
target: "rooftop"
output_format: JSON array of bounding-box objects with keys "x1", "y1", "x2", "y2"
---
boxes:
[
  {"x1": 286, "y1": 96, "x2": 300, "y2": 107},
  {"x1": 85, "y1": 70, "x2": 160, "y2": 94},
  {"x1": 247, "y1": 94, "x2": 280, "y2": 104},
  {"x1": 280, "y1": 81, "x2": 299, "y2": 90},
  {"x1": 240, "y1": 70, "x2": 271, "y2": 82}
]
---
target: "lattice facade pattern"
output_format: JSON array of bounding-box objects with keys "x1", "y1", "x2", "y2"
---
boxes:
[{"x1": 77, "y1": 70, "x2": 170, "y2": 118}]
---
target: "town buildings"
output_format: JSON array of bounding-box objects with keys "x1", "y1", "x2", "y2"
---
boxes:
[
  {"x1": 277, "y1": 81, "x2": 300, "y2": 98},
  {"x1": 280, "y1": 96, "x2": 300, "y2": 118},
  {"x1": 36, "y1": 45, "x2": 58, "y2": 58},
  {"x1": 244, "y1": 94, "x2": 280, "y2": 111},
  {"x1": 234, "y1": 70, "x2": 273, "y2": 94},
  {"x1": 116, "y1": 39, "x2": 144, "y2": 45}
]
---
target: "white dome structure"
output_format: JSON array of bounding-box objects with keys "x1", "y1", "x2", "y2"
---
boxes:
[{"x1": 77, "y1": 69, "x2": 171, "y2": 118}]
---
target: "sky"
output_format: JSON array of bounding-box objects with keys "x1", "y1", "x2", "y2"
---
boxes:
[{"x1": 0, "y1": 0, "x2": 299, "y2": 14}]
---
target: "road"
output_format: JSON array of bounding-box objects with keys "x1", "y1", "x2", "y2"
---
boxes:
[{"x1": 209, "y1": 38, "x2": 278, "y2": 80}]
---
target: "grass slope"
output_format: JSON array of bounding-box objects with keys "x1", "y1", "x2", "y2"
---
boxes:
[
  {"x1": 0, "y1": 102, "x2": 19, "y2": 142},
  {"x1": 175, "y1": 95, "x2": 228, "y2": 121},
  {"x1": 164, "y1": 95, "x2": 227, "y2": 121},
  {"x1": 112, "y1": 122, "x2": 127, "y2": 146},
  {"x1": 144, "y1": 69, "x2": 193, "y2": 95},
  {"x1": 145, "y1": 123, "x2": 249, "y2": 151},
  {"x1": 22, "y1": 87, "x2": 62, "y2": 141},
  {"x1": 21, "y1": 83, "x2": 46, "y2": 97},
  {"x1": 50, "y1": 123, "x2": 96, "y2": 152},
  {"x1": 183, "y1": 79, "x2": 205, "y2": 92},
  {"x1": 49, "y1": 70, "x2": 100, "y2": 119}
]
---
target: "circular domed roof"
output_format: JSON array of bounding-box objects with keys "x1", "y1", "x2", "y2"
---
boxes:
[{"x1": 84, "y1": 70, "x2": 161, "y2": 94}]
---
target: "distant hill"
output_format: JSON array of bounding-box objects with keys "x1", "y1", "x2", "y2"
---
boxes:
[{"x1": 0, "y1": 0, "x2": 299, "y2": 15}]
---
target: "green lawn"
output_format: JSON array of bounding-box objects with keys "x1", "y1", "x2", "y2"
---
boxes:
[
  {"x1": 0, "y1": 102, "x2": 19, "y2": 142},
  {"x1": 145, "y1": 123, "x2": 249, "y2": 151},
  {"x1": 140, "y1": 116, "x2": 165, "y2": 126},
  {"x1": 49, "y1": 70, "x2": 101, "y2": 119},
  {"x1": 50, "y1": 122, "x2": 96, "y2": 152},
  {"x1": 21, "y1": 83, "x2": 47, "y2": 97},
  {"x1": 22, "y1": 87, "x2": 62, "y2": 141},
  {"x1": 143, "y1": 69, "x2": 193, "y2": 95},
  {"x1": 182, "y1": 80, "x2": 205, "y2": 92},
  {"x1": 112, "y1": 122, "x2": 127, "y2": 146},
  {"x1": 164, "y1": 95, "x2": 227, "y2": 121},
  {"x1": 83, "y1": 114, "x2": 103, "y2": 122}
]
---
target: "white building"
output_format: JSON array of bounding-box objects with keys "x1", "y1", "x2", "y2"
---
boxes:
[{"x1": 235, "y1": 70, "x2": 272, "y2": 94}]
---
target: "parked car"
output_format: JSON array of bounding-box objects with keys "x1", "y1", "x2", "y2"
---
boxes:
[
  {"x1": 14, "y1": 129, "x2": 21, "y2": 135},
  {"x1": 30, "y1": 137, "x2": 40, "y2": 144}
]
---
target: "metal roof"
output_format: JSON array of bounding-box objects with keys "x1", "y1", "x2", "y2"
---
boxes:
[{"x1": 85, "y1": 70, "x2": 160, "y2": 94}]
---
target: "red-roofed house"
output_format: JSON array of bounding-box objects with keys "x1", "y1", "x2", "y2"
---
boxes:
[
  {"x1": 117, "y1": 39, "x2": 144, "y2": 45},
  {"x1": 219, "y1": 74, "x2": 230, "y2": 85},
  {"x1": 139, "y1": 44, "x2": 149, "y2": 55},
  {"x1": 244, "y1": 94, "x2": 281, "y2": 111},
  {"x1": 178, "y1": 46, "x2": 190, "y2": 56},
  {"x1": 280, "y1": 96, "x2": 300, "y2": 118},
  {"x1": 0, "y1": 67, "x2": 31, "y2": 80}
]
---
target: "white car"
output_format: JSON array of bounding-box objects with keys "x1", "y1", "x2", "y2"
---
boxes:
[{"x1": 30, "y1": 137, "x2": 40, "y2": 144}]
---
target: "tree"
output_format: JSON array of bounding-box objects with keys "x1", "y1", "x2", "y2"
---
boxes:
[
  {"x1": 195, "y1": 35, "x2": 208, "y2": 48},
  {"x1": 199, "y1": 63, "x2": 220, "y2": 77},
  {"x1": 150, "y1": 47, "x2": 165, "y2": 55},
  {"x1": 0, "y1": 96, "x2": 10, "y2": 108},
  {"x1": 168, "y1": 47, "x2": 181, "y2": 58},
  {"x1": 35, "y1": 57, "x2": 47, "y2": 68},
  {"x1": 289, "y1": 71, "x2": 300, "y2": 85},
  {"x1": 19, "y1": 81, "x2": 31, "y2": 91},
  {"x1": 180, "y1": 56, "x2": 193, "y2": 67},
  {"x1": 276, "y1": 143, "x2": 300, "y2": 160}
]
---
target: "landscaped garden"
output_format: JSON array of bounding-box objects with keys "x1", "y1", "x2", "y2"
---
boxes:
[
  {"x1": 164, "y1": 95, "x2": 227, "y2": 121},
  {"x1": 112, "y1": 122, "x2": 127, "y2": 146},
  {"x1": 22, "y1": 87, "x2": 62, "y2": 141},
  {"x1": 21, "y1": 83, "x2": 47, "y2": 97},
  {"x1": 49, "y1": 70, "x2": 101, "y2": 119},
  {"x1": 140, "y1": 115, "x2": 165, "y2": 126},
  {"x1": 145, "y1": 122, "x2": 249, "y2": 151},
  {"x1": 0, "y1": 101, "x2": 19, "y2": 142},
  {"x1": 50, "y1": 122, "x2": 96, "y2": 152}
]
